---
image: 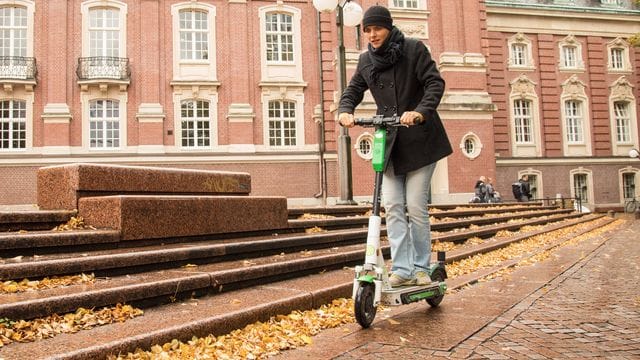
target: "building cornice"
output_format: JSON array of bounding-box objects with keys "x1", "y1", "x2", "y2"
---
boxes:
[{"x1": 486, "y1": 3, "x2": 640, "y2": 36}]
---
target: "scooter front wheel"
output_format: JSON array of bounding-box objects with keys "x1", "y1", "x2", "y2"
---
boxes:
[
  {"x1": 426, "y1": 268, "x2": 446, "y2": 307},
  {"x1": 354, "y1": 282, "x2": 377, "y2": 328}
]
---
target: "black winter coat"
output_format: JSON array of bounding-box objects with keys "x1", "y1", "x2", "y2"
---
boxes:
[{"x1": 338, "y1": 36, "x2": 453, "y2": 175}]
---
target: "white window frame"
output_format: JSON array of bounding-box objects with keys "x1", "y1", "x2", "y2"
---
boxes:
[
  {"x1": 613, "y1": 101, "x2": 631, "y2": 144},
  {"x1": 609, "y1": 76, "x2": 638, "y2": 156},
  {"x1": 558, "y1": 34, "x2": 584, "y2": 71},
  {"x1": 570, "y1": 168, "x2": 593, "y2": 206},
  {"x1": 509, "y1": 75, "x2": 541, "y2": 157},
  {"x1": 513, "y1": 99, "x2": 534, "y2": 144},
  {"x1": 572, "y1": 172, "x2": 589, "y2": 203},
  {"x1": 507, "y1": 33, "x2": 535, "y2": 71},
  {"x1": 391, "y1": 0, "x2": 420, "y2": 9},
  {"x1": 355, "y1": 132, "x2": 374, "y2": 160},
  {"x1": 88, "y1": 7, "x2": 119, "y2": 57},
  {"x1": 460, "y1": 132, "x2": 483, "y2": 160},
  {"x1": 620, "y1": 169, "x2": 638, "y2": 202},
  {"x1": 80, "y1": 86, "x2": 128, "y2": 152},
  {"x1": 0, "y1": 99, "x2": 26, "y2": 150},
  {"x1": 258, "y1": 5, "x2": 303, "y2": 83},
  {"x1": 259, "y1": 86, "x2": 306, "y2": 151},
  {"x1": 264, "y1": 12, "x2": 294, "y2": 64},
  {"x1": 266, "y1": 99, "x2": 298, "y2": 148},
  {"x1": 0, "y1": 1, "x2": 34, "y2": 81},
  {"x1": 0, "y1": 5, "x2": 27, "y2": 57},
  {"x1": 560, "y1": 75, "x2": 592, "y2": 156},
  {"x1": 178, "y1": 9, "x2": 209, "y2": 61},
  {"x1": 81, "y1": 0, "x2": 127, "y2": 59},
  {"x1": 171, "y1": 2, "x2": 217, "y2": 82},
  {"x1": 606, "y1": 38, "x2": 631, "y2": 73},
  {"x1": 179, "y1": 99, "x2": 212, "y2": 149},
  {"x1": 89, "y1": 99, "x2": 120, "y2": 149},
  {"x1": 171, "y1": 84, "x2": 219, "y2": 151},
  {"x1": 564, "y1": 100, "x2": 584, "y2": 144}
]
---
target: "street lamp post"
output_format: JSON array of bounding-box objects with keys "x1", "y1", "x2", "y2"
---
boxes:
[{"x1": 313, "y1": 0, "x2": 363, "y2": 205}]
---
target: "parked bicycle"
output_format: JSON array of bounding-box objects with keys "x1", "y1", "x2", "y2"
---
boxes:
[{"x1": 624, "y1": 196, "x2": 639, "y2": 213}]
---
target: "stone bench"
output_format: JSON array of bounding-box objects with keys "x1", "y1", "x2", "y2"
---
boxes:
[
  {"x1": 37, "y1": 163, "x2": 252, "y2": 210},
  {"x1": 78, "y1": 195, "x2": 288, "y2": 240}
]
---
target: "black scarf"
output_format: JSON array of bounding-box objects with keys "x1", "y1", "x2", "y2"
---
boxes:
[{"x1": 368, "y1": 27, "x2": 405, "y2": 83}]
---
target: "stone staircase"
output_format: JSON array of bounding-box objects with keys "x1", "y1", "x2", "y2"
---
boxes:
[{"x1": 0, "y1": 164, "x2": 607, "y2": 360}]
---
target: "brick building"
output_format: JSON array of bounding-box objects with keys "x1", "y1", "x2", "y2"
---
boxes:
[{"x1": 0, "y1": 0, "x2": 638, "y2": 210}]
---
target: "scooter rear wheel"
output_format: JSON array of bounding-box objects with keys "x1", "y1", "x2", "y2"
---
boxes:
[
  {"x1": 354, "y1": 282, "x2": 376, "y2": 328},
  {"x1": 426, "y1": 268, "x2": 446, "y2": 307}
]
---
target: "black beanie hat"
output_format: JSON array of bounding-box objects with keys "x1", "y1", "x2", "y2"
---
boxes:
[{"x1": 362, "y1": 5, "x2": 393, "y2": 30}]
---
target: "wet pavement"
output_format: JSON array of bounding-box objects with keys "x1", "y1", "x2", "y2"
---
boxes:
[{"x1": 276, "y1": 219, "x2": 640, "y2": 359}]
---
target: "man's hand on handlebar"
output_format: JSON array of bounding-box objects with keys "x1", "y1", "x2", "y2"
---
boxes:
[
  {"x1": 338, "y1": 113, "x2": 355, "y2": 128},
  {"x1": 400, "y1": 111, "x2": 424, "y2": 126}
]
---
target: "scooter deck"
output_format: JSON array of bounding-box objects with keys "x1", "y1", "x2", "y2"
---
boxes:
[{"x1": 380, "y1": 281, "x2": 445, "y2": 306}]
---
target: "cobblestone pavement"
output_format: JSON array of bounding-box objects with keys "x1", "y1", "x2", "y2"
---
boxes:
[
  {"x1": 434, "y1": 219, "x2": 640, "y2": 359},
  {"x1": 277, "y1": 219, "x2": 640, "y2": 360}
]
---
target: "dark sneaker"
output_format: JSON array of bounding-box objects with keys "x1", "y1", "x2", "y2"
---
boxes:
[
  {"x1": 389, "y1": 273, "x2": 416, "y2": 287},
  {"x1": 415, "y1": 271, "x2": 432, "y2": 286}
]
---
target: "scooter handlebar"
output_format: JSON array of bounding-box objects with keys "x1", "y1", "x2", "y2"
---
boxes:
[{"x1": 354, "y1": 115, "x2": 401, "y2": 127}]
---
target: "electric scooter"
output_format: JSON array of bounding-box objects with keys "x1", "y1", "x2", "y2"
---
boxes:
[{"x1": 351, "y1": 115, "x2": 448, "y2": 328}]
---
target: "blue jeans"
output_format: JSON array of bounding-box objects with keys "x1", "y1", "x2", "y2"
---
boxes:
[{"x1": 382, "y1": 161, "x2": 436, "y2": 279}]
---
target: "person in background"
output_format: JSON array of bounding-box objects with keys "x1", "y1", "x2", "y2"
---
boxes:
[
  {"x1": 338, "y1": 5, "x2": 452, "y2": 287},
  {"x1": 471, "y1": 176, "x2": 487, "y2": 203},
  {"x1": 518, "y1": 174, "x2": 532, "y2": 202},
  {"x1": 485, "y1": 177, "x2": 500, "y2": 203}
]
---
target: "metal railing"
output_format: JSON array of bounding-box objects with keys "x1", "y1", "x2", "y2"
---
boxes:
[
  {"x1": 76, "y1": 56, "x2": 130, "y2": 80},
  {"x1": 0, "y1": 56, "x2": 37, "y2": 80},
  {"x1": 536, "y1": 195, "x2": 584, "y2": 212}
]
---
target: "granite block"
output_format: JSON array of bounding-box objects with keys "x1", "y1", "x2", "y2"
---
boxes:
[
  {"x1": 37, "y1": 163, "x2": 252, "y2": 210},
  {"x1": 78, "y1": 195, "x2": 288, "y2": 240}
]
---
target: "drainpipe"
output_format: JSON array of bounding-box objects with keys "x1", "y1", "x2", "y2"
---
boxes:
[{"x1": 313, "y1": 10, "x2": 328, "y2": 205}]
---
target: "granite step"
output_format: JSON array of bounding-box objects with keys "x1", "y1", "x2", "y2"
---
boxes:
[
  {"x1": 0, "y1": 242, "x2": 369, "y2": 320},
  {"x1": 0, "y1": 228, "x2": 373, "y2": 280},
  {"x1": 286, "y1": 207, "x2": 571, "y2": 231},
  {"x1": 431, "y1": 211, "x2": 586, "y2": 243},
  {"x1": 0, "y1": 211, "x2": 585, "y2": 281},
  {"x1": 37, "y1": 163, "x2": 252, "y2": 210},
  {"x1": 0, "y1": 213, "x2": 611, "y2": 360},
  {"x1": 0, "y1": 213, "x2": 599, "y2": 321}
]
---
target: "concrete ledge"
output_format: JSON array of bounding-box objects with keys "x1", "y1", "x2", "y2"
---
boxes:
[
  {"x1": 78, "y1": 195, "x2": 288, "y2": 240},
  {"x1": 37, "y1": 163, "x2": 252, "y2": 210}
]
